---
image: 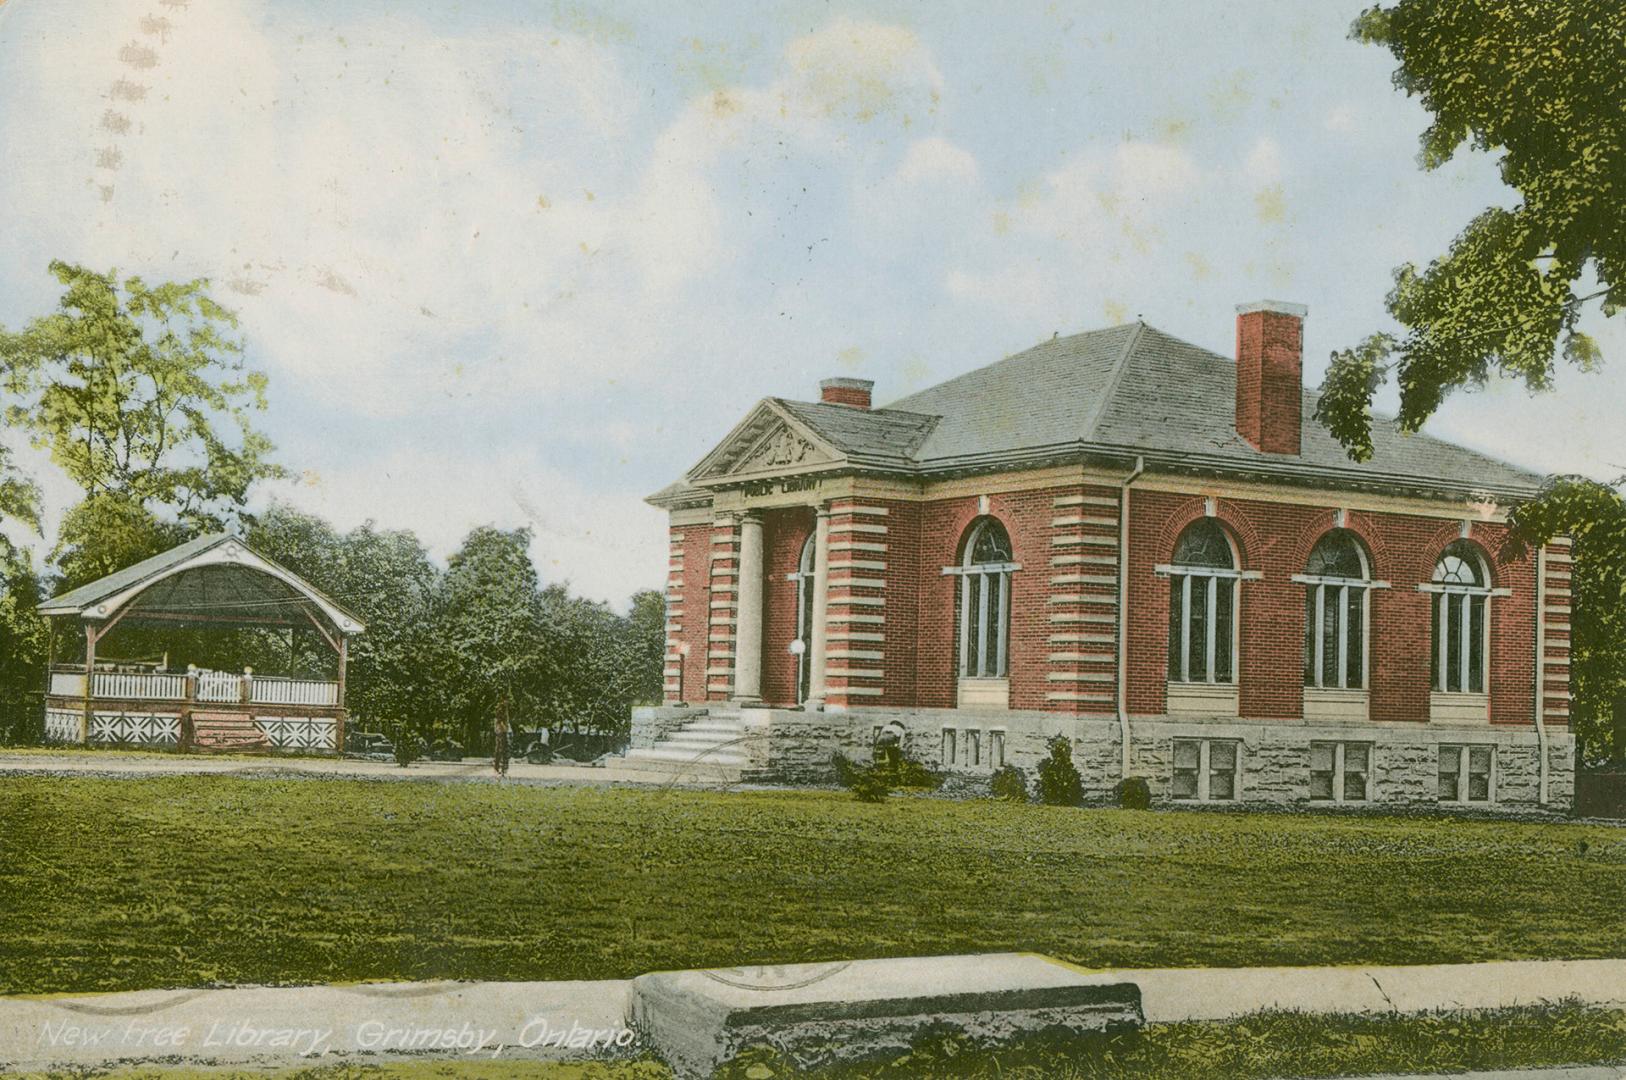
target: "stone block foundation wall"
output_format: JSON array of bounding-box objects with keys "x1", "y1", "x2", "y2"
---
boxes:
[{"x1": 752, "y1": 707, "x2": 1573, "y2": 812}]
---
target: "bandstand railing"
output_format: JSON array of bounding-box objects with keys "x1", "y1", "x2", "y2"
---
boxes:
[{"x1": 47, "y1": 667, "x2": 340, "y2": 708}]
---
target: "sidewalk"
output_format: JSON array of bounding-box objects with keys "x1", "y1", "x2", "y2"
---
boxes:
[
  {"x1": 4, "y1": 956, "x2": 1624, "y2": 1072},
  {"x1": 1089, "y1": 957, "x2": 1626, "y2": 1024},
  {"x1": 0, "y1": 750, "x2": 705, "y2": 787}
]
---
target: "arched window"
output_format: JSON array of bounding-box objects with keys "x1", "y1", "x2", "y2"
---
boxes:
[
  {"x1": 1303, "y1": 531, "x2": 1370, "y2": 689},
  {"x1": 1167, "y1": 519, "x2": 1238, "y2": 684},
  {"x1": 1431, "y1": 540, "x2": 1491, "y2": 694},
  {"x1": 957, "y1": 518, "x2": 1014, "y2": 678}
]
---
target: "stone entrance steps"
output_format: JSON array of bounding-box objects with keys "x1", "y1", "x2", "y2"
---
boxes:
[{"x1": 613, "y1": 712, "x2": 758, "y2": 783}]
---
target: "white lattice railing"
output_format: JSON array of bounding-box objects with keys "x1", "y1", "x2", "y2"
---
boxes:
[
  {"x1": 249, "y1": 677, "x2": 339, "y2": 707},
  {"x1": 91, "y1": 672, "x2": 188, "y2": 701}
]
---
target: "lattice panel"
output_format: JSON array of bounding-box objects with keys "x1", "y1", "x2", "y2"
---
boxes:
[
  {"x1": 258, "y1": 716, "x2": 338, "y2": 750},
  {"x1": 89, "y1": 712, "x2": 181, "y2": 747},
  {"x1": 44, "y1": 711, "x2": 81, "y2": 744}
]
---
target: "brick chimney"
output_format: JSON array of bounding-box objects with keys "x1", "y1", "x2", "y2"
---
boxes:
[
  {"x1": 820, "y1": 377, "x2": 873, "y2": 409},
  {"x1": 1234, "y1": 300, "x2": 1307, "y2": 455}
]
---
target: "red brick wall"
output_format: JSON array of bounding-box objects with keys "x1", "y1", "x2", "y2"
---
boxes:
[
  {"x1": 664, "y1": 523, "x2": 713, "y2": 705},
  {"x1": 761, "y1": 508, "x2": 815, "y2": 707},
  {"x1": 915, "y1": 486, "x2": 1090, "y2": 713},
  {"x1": 1124, "y1": 490, "x2": 1539, "y2": 727}
]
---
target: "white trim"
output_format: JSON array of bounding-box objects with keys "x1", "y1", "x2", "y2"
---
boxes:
[{"x1": 1155, "y1": 564, "x2": 1263, "y2": 580}]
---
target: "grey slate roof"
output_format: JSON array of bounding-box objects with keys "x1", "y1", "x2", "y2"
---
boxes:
[
  {"x1": 775, "y1": 398, "x2": 939, "y2": 470},
  {"x1": 655, "y1": 321, "x2": 1544, "y2": 504}
]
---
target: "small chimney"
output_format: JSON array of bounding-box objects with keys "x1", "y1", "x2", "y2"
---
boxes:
[
  {"x1": 1234, "y1": 300, "x2": 1307, "y2": 455},
  {"x1": 820, "y1": 377, "x2": 873, "y2": 409}
]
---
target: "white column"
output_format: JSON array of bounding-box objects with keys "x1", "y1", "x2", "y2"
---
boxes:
[
  {"x1": 732, "y1": 511, "x2": 765, "y2": 706},
  {"x1": 804, "y1": 506, "x2": 832, "y2": 710}
]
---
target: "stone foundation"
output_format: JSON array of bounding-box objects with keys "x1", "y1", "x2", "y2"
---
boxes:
[{"x1": 747, "y1": 706, "x2": 1574, "y2": 813}]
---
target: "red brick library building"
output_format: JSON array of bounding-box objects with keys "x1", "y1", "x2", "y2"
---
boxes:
[{"x1": 632, "y1": 301, "x2": 1573, "y2": 811}]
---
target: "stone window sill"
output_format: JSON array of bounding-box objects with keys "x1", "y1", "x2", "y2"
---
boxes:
[
  {"x1": 1430, "y1": 691, "x2": 1490, "y2": 725},
  {"x1": 1166, "y1": 681, "x2": 1239, "y2": 717},
  {"x1": 957, "y1": 678, "x2": 1009, "y2": 710},
  {"x1": 1303, "y1": 688, "x2": 1369, "y2": 722}
]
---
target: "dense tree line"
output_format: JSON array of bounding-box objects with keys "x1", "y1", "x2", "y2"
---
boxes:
[{"x1": 0, "y1": 262, "x2": 664, "y2": 748}]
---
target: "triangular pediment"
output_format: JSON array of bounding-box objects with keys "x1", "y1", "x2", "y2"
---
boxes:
[{"x1": 687, "y1": 400, "x2": 844, "y2": 485}]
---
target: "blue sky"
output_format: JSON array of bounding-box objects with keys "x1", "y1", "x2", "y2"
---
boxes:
[{"x1": 1, "y1": 0, "x2": 1620, "y2": 606}]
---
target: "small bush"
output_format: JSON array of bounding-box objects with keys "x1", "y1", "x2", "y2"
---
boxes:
[
  {"x1": 832, "y1": 753, "x2": 892, "y2": 802},
  {"x1": 1036, "y1": 735, "x2": 1084, "y2": 806},
  {"x1": 388, "y1": 725, "x2": 425, "y2": 768},
  {"x1": 1117, "y1": 775, "x2": 1152, "y2": 809},
  {"x1": 888, "y1": 754, "x2": 944, "y2": 791},
  {"x1": 990, "y1": 764, "x2": 1029, "y2": 802}
]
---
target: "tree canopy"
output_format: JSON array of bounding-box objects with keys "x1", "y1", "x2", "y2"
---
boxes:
[
  {"x1": 1316, "y1": 0, "x2": 1622, "y2": 460},
  {"x1": 0, "y1": 261, "x2": 284, "y2": 577}
]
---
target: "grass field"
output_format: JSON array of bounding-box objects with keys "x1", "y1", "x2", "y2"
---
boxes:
[
  {"x1": 11, "y1": 1005, "x2": 1626, "y2": 1078},
  {"x1": 1, "y1": 776, "x2": 1623, "y2": 995}
]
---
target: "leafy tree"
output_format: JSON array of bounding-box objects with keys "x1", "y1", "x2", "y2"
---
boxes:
[
  {"x1": 0, "y1": 261, "x2": 284, "y2": 553},
  {"x1": 1316, "y1": 1, "x2": 1622, "y2": 460},
  {"x1": 246, "y1": 504, "x2": 442, "y2": 735},
  {"x1": 626, "y1": 588, "x2": 668, "y2": 707},
  {"x1": 52, "y1": 495, "x2": 193, "y2": 592},
  {"x1": 1505, "y1": 478, "x2": 1626, "y2": 766},
  {"x1": 0, "y1": 543, "x2": 48, "y2": 745},
  {"x1": 430, "y1": 526, "x2": 548, "y2": 749}
]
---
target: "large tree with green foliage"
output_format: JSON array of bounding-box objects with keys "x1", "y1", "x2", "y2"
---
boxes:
[
  {"x1": 0, "y1": 261, "x2": 284, "y2": 587},
  {"x1": 246, "y1": 505, "x2": 442, "y2": 735},
  {"x1": 428, "y1": 526, "x2": 550, "y2": 749},
  {"x1": 1316, "y1": 2, "x2": 1625, "y2": 768},
  {"x1": 1316, "y1": 1, "x2": 1621, "y2": 460}
]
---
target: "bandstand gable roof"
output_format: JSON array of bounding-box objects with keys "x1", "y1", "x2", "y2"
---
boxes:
[{"x1": 39, "y1": 532, "x2": 365, "y2": 636}]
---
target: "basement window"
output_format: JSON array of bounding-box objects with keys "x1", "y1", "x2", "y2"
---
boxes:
[
  {"x1": 1172, "y1": 738, "x2": 1239, "y2": 802},
  {"x1": 1309, "y1": 741, "x2": 1371, "y2": 802},
  {"x1": 1439, "y1": 744, "x2": 1494, "y2": 804}
]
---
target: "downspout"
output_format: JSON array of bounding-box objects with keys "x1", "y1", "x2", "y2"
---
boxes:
[
  {"x1": 1117, "y1": 455, "x2": 1145, "y2": 782},
  {"x1": 1534, "y1": 543, "x2": 1550, "y2": 807}
]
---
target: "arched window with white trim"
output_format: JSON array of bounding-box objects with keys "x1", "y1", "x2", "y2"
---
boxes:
[
  {"x1": 957, "y1": 518, "x2": 1014, "y2": 679},
  {"x1": 1431, "y1": 540, "x2": 1491, "y2": 694},
  {"x1": 1302, "y1": 531, "x2": 1370, "y2": 690},
  {"x1": 1167, "y1": 519, "x2": 1238, "y2": 684}
]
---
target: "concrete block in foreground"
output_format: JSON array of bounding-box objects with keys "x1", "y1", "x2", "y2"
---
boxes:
[{"x1": 628, "y1": 953, "x2": 1141, "y2": 1077}]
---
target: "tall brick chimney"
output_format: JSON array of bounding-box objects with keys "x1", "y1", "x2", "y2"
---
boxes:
[
  {"x1": 1234, "y1": 300, "x2": 1307, "y2": 455},
  {"x1": 820, "y1": 377, "x2": 873, "y2": 409}
]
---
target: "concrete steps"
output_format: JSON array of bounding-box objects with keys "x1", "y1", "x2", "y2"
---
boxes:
[
  {"x1": 612, "y1": 712, "x2": 758, "y2": 783},
  {"x1": 190, "y1": 714, "x2": 271, "y2": 753}
]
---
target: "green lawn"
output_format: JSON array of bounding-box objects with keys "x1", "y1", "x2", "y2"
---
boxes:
[
  {"x1": 12, "y1": 1005, "x2": 1626, "y2": 1079},
  {"x1": 1, "y1": 777, "x2": 1623, "y2": 995}
]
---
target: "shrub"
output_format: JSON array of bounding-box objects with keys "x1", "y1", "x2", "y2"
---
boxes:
[
  {"x1": 832, "y1": 753, "x2": 891, "y2": 802},
  {"x1": 387, "y1": 724, "x2": 425, "y2": 768},
  {"x1": 1117, "y1": 775, "x2": 1152, "y2": 809},
  {"x1": 1036, "y1": 735, "x2": 1084, "y2": 806},
  {"x1": 888, "y1": 754, "x2": 944, "y2": 792},
  {"x1": 990, "y1": 764, "x2": 1029, "y2": 802}
]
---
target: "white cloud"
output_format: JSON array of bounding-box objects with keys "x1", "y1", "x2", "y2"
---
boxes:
[
  {"x1": 1242, "y1": 135, "x2": 1284, "y2": 183},
  {"x1": 893, "y1": 136, "x2": 980, "y2": 187}
]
